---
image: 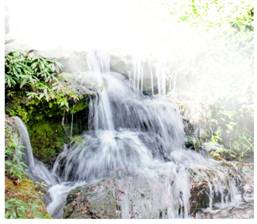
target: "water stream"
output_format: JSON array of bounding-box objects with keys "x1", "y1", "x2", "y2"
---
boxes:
[{"x1": 13, "y1": 51, "x2": 249, "y2": 218}]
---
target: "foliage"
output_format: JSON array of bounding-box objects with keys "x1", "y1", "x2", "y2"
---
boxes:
[
  {"x1": 175, "y1": 0, "x2": 254, "y2": 32},
  {"x1": 182, "y1": 96, "x2": 254, "y2": 161},
  {"x1": 70, "y1": 100, "x2": 88, "y2": 114},
  {"x1": 209, "y1": 147, "x2": 238, "y2": 161},
  {"x1": 5, "y1": 51, "x2": 82, "y2": 120},
  {"x1": 5, "y1": 124, "x2": 26, "y2": 180},
  {"x1": 5, "y1": 51, "x2": 89, "y2": 166},
  {"x1": 5, "y1": 177, "x2": 51, "y2": 219},
  {"x1": 5, "y1": 197, "x2": 49, "y2": 219},
  {"x1": 5, "y1": 118, "x2": 51, "y2": 219},
  {"x1": 201, "y1": 101, "x2": 254, "y2": 161},
  {"x1": 5, "y1": 198, "x2": 29, "y2": 218},
  {"x1": 5, "y1": 51, "x2": 60, "y2": 89}
]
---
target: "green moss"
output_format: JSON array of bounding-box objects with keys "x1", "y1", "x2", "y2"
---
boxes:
[
  {"x1": 5, "y1": 177, "x2": 51, "y2": 219},
  {"x1": 209, "y1": 147, "x2": 238, "y2": 161},
  {"x1": 6, "y1": 95, "x2": 89, "y2": 165},
  {"x1": 29, "y1": 122, "x2": 68, "y2": 165}
]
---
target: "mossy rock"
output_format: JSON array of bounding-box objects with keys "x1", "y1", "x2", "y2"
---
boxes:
[
  {"x1": 5, "y1": 176, "x2": 51, "y2": 219},
  {"x1": 29, "y1": 122, "x2": 68, "y2": 166},
  {"x1": 209, "y1": 147, "x2": 238, "y2": 161}
]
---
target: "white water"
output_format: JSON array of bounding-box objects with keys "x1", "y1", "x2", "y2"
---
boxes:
[{"x1": 13, "y1": 52, "x2": 246, "y2": 218}]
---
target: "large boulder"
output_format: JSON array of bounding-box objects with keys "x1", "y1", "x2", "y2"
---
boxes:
[
  {"x1": 63, "y1": 178, "x2": 120, "y2": 219},
  {"x1": 63, "y1": 162, "x2": 253, "y2": 219},
  {"x1": 63, "y1": 174, "x2": 180, "y2": 219}
]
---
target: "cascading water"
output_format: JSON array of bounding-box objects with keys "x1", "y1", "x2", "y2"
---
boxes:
[
  {"x1": 128, "y1": 58, "x2": 170, "y2": 96},
  {"x1": 13, "y1": 116, "x2": 58, "y2": 185},
  {"x1": 13, "y1": 51, "x2": 248, "y2": 218}
]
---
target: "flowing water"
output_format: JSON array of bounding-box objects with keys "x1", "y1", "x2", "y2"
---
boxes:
[
  {"x1": 13, "y1": 117, "x2": 58, "y2": 185},
  {"x1": 13, "y1": 51, "x2": 251, "y2": 218}
]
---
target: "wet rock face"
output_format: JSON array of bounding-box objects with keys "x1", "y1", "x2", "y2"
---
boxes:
[
  {"x1": 189, "y1": 180, "x2": 210, "y2": 215},
  {"x1": 63, "y1": 175, "x2": 174, "y2": 219},
  {"x1": 64, "y1": 175, "x2": 211, "y2": 219},
  {"x1": 189, "y1": 180, "x2": 229, "y2": 216},
  {"x1": 195, "y1": 201, "x2": 254, "y2": 219},
  {"x1": 63, "y1": 178, "x2": 120, "y2": 219},
  {"x1": 63, "y1": 162, "x2": 253, "y2": 219},
  {"x1": 189, "y1": 162, "x2": 254, "y2": 218}
]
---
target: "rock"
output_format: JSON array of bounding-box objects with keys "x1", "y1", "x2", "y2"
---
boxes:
[
  {"x1": 63, "y1": 178, "x2": 120, "y2": 218},
  {"x1": 195, "y1": 201, "x2": 254, "y2": 218},
  {"x1": 63, "y1": 175, "x2": 175, "y2": 219},
  {"x1": 189, "y1": 180, "x2": 210, "y2": 215},
  {"x1": 189, "y1": 161, "x2": 254, "y2": 218},
  {"x1": 28, "y1": 122, "x2": 68, "y2": 166},
  {"x1": 63, "y1": 161, "x2": 251, "y2": 219}
]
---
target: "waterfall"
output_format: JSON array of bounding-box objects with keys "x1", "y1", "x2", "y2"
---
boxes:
[
  {"x1": 129, "y1": 58, "x2": 169, "y2": 96},
  {"x1": 12, "y1": 52, "x2": 245, "y2": 218},
  {"x1": 13, "y1": 116, "x2": 35, "y2": 169},
  {"x1": 49, "y1": 52, "x2": 242, "y2": 218},
  {"x1": 13, "y1": 117, "x2": 58, "y2": 185}
]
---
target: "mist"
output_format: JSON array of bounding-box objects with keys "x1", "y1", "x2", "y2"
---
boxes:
[{"x1": 5, "y1": 0, "x2": 254, "y2": 120}]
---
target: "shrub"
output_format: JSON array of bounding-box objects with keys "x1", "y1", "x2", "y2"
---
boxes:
[{"x1": 5, "y1": 51, "x2": 82, "y2": 121}]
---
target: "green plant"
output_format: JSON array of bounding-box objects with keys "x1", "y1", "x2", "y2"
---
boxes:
[
  {"x1": 231, "y1": 129, "x2": 253, "y2": 160},
  {"x1": 5, "y1": 197, "x2": 48, "y2": 219},
  {"x1": 210, "y1": 128, "x2": 222, "y2": 144},
  {"x1": 201, "y1": 100, "x2": 254, "y2": 161},
  {"x1": 5, "y1": 198, "x2": 28, "y2": 218},
  {"x1": 5, "y1": 128, "x2": 27, "y2": 180},
  {"x1": 5, "y1": 51, "x2": 84, "y2": 123},
  {"x1": 176, "y1": 0, "x2": 254, "y2": 32},
  {"x1": 5, "y1": 51, "x2": 61, "y2": 89}
]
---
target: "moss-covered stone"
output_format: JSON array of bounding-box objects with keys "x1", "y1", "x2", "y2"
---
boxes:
[
  {"x1": 28, "y1": 122, "x2": 68, "y2": 166},
  {"x1": 6, "y1": 91, "x2": 89, "y2": 166},
  {"x1": 209, "y1": 147, "x2": 238, "y2": 161}
]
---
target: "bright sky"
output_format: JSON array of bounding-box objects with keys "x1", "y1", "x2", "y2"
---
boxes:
[
  {"x1": 5, "y1": 0, "x2": 224, "y2": 57},
  {"x1": 5, "y1": 0, "x2": 253, "y2": 108},
  {"x1": 6, "y1": 0, "x2": 176, "y2": 54}
]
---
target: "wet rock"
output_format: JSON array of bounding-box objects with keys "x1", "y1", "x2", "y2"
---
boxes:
[
  {"x1": 183, "y1": 119, "x2": 195, "y2": 137},
  {"x1": 63, "y1": 162, "x2": 253, "y2": 219},
  {"x1": 29, "y1": 122, "x2": 68, "y2": 166},
  {"x1": 63, "y1": 175, "x2": 175, "y2": 219},
  {"x1": 195, "y1": 201, "x2": 254, "y2": 218},
  {"x1": 189, "y1": 162, "x2": 254, "y2": 218},
  {"x1": 189, "y1": 180, "x2": 210, "y2": 215},
  {"x1": 63, "y1": 178, "x2": 120, "y2": 218}
]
